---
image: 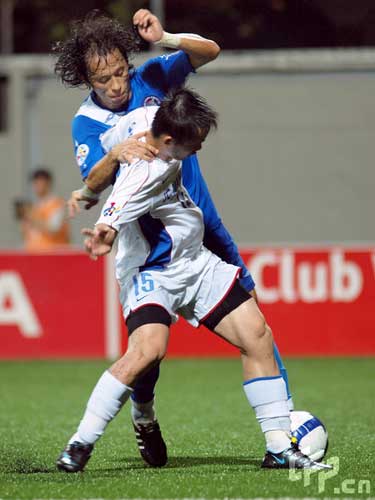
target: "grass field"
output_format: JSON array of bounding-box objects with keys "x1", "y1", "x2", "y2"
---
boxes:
[{"x1": 0, "y1": 358, "x2": 374, "y2": 499}]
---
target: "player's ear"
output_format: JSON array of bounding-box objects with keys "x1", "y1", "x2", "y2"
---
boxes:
[{"x1": 163, "y1": 135, "x2": 173, "y2": 145}]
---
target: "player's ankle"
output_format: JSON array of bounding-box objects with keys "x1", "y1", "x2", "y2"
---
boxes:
[
  {"x1": 68, "y1": 432, "x2": 92, "y2": 446},
  {"x1": 131, "y1": 398, "x2": 155, "y2": 424},
  {"x1": 265, "y1": 430, "x2": 291, "y2": 453}
]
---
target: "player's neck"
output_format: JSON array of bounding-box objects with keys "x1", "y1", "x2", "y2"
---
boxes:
[
  {"x1": 145, "y1": 131, "x2": 170, "y2": 162},
  {"x1": 145, "y1": 130, "x2": 158, "y2": 146}
]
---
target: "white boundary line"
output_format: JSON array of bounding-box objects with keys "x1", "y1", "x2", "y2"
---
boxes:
[
  {"x1": 15, "y1": 498, "x2": 375, "y2": 500},
  {"x1": 104, "y1": 252, "x2": 121, "y2": 360}
]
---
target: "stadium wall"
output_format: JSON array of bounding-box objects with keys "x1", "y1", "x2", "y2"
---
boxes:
[
  {"x1": 0, "y1": 246, "x2": 374, "y2": 359},
  {"x1": 0, "y1": 50, "x2": 374, "y2": 249}
]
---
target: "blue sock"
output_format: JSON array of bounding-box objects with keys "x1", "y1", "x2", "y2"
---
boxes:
[
  {"x1": 131, "y1": 363, "x2": 160, "y2": 404},
  {"x1": 273, "y1": 342, "x2": 294, "y2": 409}
]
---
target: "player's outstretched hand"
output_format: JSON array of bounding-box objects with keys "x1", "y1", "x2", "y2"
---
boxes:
[
  {"x1": 67, "y1": 189, "x2": 99, "y2": 218},
  {"x1": 82, "y1": 224, "x2": 117, "y2": 259},
  {"x1": 133, "y1": 9, "x2": 164, "y2": 43},
  {"x1": 112, "y1": 131, "x2": 159, "y2": 164}
]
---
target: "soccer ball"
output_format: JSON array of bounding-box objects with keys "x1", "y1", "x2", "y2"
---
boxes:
[{"x1": 290, "y1": 410, "x2": 329, "y2": 461}]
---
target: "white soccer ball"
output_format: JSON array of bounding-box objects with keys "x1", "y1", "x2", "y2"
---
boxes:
[{"x1": 290, "y1": 410, "x2": 329, "y2": 461}]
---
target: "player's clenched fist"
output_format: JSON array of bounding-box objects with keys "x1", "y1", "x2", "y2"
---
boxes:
[
  {"x1": 82, "y1": 224, "x2": 117, "y2": 259},
  {"x1": 133, "y1": 9, "x2": 164, "y2": 43}
]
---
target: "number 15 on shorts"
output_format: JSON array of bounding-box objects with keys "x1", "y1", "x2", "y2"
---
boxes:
[{"x1": 132, "y1": 272, "x2": 155, "y2": 299}]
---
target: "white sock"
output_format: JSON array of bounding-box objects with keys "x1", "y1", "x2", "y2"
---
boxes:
[
  {"x1": 69, "y1": 370, "x2": 133, "y2": 445},
  {"x1": 243, "y1": 375, "x2": 291, "y2": 453},
  {"x1": 131, "y1": 399, "x2": 155, "y2": 425},
  {"x1": 288, "y1": 397, "x2": 295, "y2": 411},
  {"x1": 264, "y1": 430, "x2": 291, "y2": 454}
]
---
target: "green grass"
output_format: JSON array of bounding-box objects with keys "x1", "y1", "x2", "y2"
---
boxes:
[{"x1": 0, "y1": 358, "x2": 374, "y2": 499}]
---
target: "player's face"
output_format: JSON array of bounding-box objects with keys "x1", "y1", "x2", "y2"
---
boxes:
[
  {"x1": 159, "y1": 133, "x2": 208, "y2": 161},
  {"x1": 170, "y1": 139, "x2": 204, "y2": 160},
  {"x1": 87, "y1": 49, "x2": 131, "y2": 110}
]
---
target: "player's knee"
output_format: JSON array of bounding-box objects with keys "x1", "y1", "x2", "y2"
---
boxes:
[
  {"x1": 239, "y1": 312, "x2": 268, "y2": 355},
  {"x1": 148, "y1": 343, "x2": 167, "y2": 363},
  {"x1": 139, "y1": 337, "x2": 168, "y2": 366},
  {"x1": 125, "y1": 352, "x2": 158, "y2": 382},
  {"x1": 249, "y1": 312, "x2": 267, "y2": 340},
  {"x1": 114, "y1": 341, "x2": 166, "y2": 382}
]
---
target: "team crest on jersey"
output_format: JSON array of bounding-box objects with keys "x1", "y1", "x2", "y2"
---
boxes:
[
  {"x1": 144, "y1": 95, "x2": 161, "y2": 106},
  {"x1": 76, "y1": 144, "x2": 90, "y2": 167},
  {"x1": 103, "y1": 202, "x2": 121, "y2": 217}
]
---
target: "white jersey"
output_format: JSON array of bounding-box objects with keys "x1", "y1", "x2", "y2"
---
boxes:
[{"x1": 97, "y1": 106, "x2": 205, "y2": 283}]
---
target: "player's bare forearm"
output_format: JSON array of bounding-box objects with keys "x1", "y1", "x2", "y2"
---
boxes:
[
  {"x1": 68, "y1": 134, "x2": 158, "y2": 217},
  {"x1": 86, "y1": 152, "x2": 118, "y2": 193},
  {"x1": 86, "y1": 132, "x2": 158, "y2": 193},
  {"x1": 178, "y1": 37, "x2": 220, "y2": 69}
]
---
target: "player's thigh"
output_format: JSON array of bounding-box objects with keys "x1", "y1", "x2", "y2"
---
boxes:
[
  {"x1": 126, "y1": 303, "x2": 172, "y2": 362},
  {"x1": 214, "y1": 296, "x2": 268, "y2": 352},
  {"x1": 250, "y1": 287, "x2": 259, "y2": 303}
]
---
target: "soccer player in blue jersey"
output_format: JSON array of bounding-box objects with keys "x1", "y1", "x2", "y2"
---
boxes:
[{"x1": 54, "y1": 8, "x2": 293, "y2": 468}]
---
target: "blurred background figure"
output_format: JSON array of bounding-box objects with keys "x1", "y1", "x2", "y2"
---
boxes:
[{"x1": 15, "y1": 168, "x2": 70, "y2": 251}]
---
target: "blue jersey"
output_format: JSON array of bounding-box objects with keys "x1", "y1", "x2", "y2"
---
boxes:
[{"x1": 72, "y1": 51, "x2": 254, "y2": 291}]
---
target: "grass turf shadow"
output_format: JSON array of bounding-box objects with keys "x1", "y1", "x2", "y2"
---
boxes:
[
  {"x1": 2, "y1": 455, "x2": 260, "y2": 475},
  {"x1": 113, "y1": 455, "x2": 261, "y2": 470}
]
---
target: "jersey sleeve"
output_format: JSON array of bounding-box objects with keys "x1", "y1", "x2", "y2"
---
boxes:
[
  {"x1": 137, "y1": 50, "x2": 195, "y2": 90},
  {"x1": 72, "y1": 115, "x2": 107, "y2": 179},
  {"x1": 96, "y1": 162, "x2": 151, "y2": 231},
  {"x1": 182, "y1": 156, "x2": 255, "y2": 292},
  {"x1": 100, "y1": 123, "x2": 121, "y2": 154}
]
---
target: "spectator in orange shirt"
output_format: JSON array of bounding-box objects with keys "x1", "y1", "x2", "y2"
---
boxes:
[{"x1": 18, "y1": 168, "x2": 70, "y2": 251}]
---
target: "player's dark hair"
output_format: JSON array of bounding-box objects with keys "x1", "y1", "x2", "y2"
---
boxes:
[
  {"x1": 30, "y1": 168, "x2": 53, "y2": 182},
  {"x1": 152, "y1": 87, "x2": 218, "y2": 144},
  {"x1": 53, "y1": 10, "x2": 140, "y2": 88}
]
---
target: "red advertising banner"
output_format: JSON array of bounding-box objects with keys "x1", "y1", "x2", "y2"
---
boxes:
[
  {"x1": 1, "y1": 247, "x2": 374, "y2": 358},
  {"x1": 161, "y1": 247, "x2": 375, "y2": 356},
  {"x1": 0, "y1": 251, "x2": 106, "y2": 358},
  {"x1": 242, "y1": 247, "x2": 375, "y2": 356}
]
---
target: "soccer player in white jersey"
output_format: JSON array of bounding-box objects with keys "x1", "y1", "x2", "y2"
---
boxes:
[
  {"x1": 54, "y1": 8, "x2": 295, "y2": 468},
  {"x1": 56, "y1": 88, "x2": 331, "y2": 473}
]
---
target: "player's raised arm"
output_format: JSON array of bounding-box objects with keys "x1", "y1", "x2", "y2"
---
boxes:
[{"x1": 133, "y1": 9, "x2": 220, "y2": 69}]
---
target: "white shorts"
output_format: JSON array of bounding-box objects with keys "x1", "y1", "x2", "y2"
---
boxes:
[{"x1": 119, "y1": 247, "x2": 240, "y2": 327}]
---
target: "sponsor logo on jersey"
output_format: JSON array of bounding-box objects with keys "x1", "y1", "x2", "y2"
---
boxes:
[
  {"x1": 144, "y1": 95, "x2": 161, "y2": 106},
  {"x1": 103, "y1": 201, "x2": 121, "y2": 217},
  {"x1": 76, "y1": 144, "x2": 90, "y2": 167}
]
